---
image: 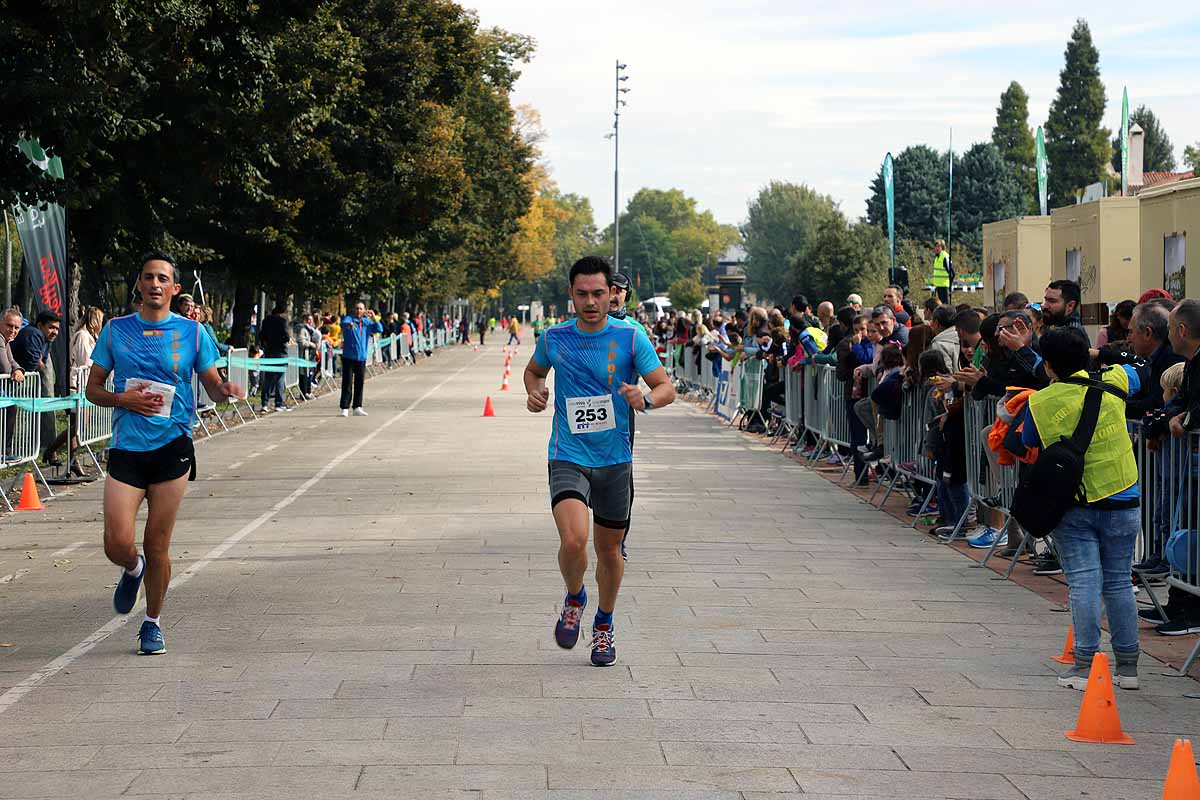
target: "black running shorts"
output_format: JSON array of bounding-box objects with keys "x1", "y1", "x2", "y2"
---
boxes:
[
  {"x1": 108, "y1": 435, "x2": 197, "y2": 490},
  {"x1": 548, "y1": 460, "x2": 632, "y2": 530}
]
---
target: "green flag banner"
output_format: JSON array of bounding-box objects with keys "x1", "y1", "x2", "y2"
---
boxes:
[
  {"x1": 1036, "y1": 126, "x2": 1048, "y2": 216},
  {"x1": 883, "y1": 152, "x2": 895, "y2": 282},
  {"x1": 1120, "y1": 87, "x2": 1130, "y2": 197}
]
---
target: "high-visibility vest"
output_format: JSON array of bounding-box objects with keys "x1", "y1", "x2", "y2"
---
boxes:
[
  {"x1": 1027, "y1": 368, "x2": 1138, "y2": 503},
  {"x1": 931, "y1": 251, "x2": 951, "y2": 288}
]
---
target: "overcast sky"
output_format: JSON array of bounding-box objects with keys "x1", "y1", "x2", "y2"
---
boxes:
[{"x1": 469, "y1": 1, "x2": 1200, "y2": 229}]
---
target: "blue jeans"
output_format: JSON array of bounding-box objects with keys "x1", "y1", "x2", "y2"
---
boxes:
[
  {"x1": 937, "y1": 478, "x2": 968, "y2": 527},
  {"x1": 1053, "y1": 505, "x2": 1141, "y2": 658}
]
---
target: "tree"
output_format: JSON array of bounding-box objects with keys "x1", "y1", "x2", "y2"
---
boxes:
[
  {"x1": 1111, "y1": 105, "x2": 1176, "y2": 173},
  {"x1": 953, "y1": 143, "x2": 1028, "y2": 262},
  {"x1": 992, "y1": 81, "x2": 1036, "y2": 211},
  {"x1": 1044, "y1": 19, "x2": 1111, "y2": 204},
  {"x1": 1185, "y1": 143, "x2": 1200, "y2": 173},
  {"x1": 667, "y1": 276, "x2": 705, "y2": 312},
  {"x1": 741, "y1": 181, "x2": 839, "y2": 304},
  {"x1": 866, "y1": 144, "x2": 947, "y2": 244},
  {"x1": 802, "y1": 215, "x2": 888, "y2": 305}
]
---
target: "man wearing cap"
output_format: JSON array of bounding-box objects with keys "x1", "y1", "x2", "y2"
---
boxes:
[
  {"x1": 608, "y1": 272, "x2": 640, "y2": 562},
  {"x1": 846, "y1": 294, "x2": 863, "y2": 312}
]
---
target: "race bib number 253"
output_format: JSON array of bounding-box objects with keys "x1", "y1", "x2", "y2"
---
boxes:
[{"x1": 566, "y1": 394, "x2": 616, "y2": 434}]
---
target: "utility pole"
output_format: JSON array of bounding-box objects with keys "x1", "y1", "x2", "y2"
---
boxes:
[
  {"x1": 2, "y1": 209, "x2": 11, "y2": 309},
  {"x1": 608, "y1": 60, "x2": 628, "y2": 270}
]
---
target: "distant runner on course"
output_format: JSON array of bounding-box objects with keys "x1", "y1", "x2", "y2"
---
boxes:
[{"x1": 524, "y1": 256, "x2": 675, "y2": 666}]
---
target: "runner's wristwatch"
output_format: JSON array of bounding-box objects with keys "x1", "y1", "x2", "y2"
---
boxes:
[{"x1": 642, "y1": 393, "x2": 654, "y2": 411}]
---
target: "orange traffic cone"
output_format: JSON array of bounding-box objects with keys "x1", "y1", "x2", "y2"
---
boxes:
[
  {"x1": 16, "y1": 471, "x2": 44, "y2": 511},
  {"x1": 483, "y1": 397, "x2": 496, "y2": 417},
  {"x1": 1052, "y1": 625, "x2": 1075, "y2": 665},
  {"x1": 1065, "y1": 653, "x2": 1134, "y2": 744},
  {"x1": 1161, "y1": 739, "x2": 1200, "y2": 799},
  {"x1": 500, "y1": 374, "x2": 510, "y2": 391}
]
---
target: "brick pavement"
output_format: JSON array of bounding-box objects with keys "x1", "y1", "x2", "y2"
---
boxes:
[{"x1": 0, "y1": 343, "x2": 1196, "y2": 799}]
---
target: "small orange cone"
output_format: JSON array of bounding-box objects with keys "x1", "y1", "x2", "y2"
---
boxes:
[
  {"x1": 1065, "y1": 653, "x2": 1134, "y2": 745},
  {"x1": 483, "y1": 397, "x2": 496, "y2": 417},
  {"x1": 500, "y1": 374, "x2": 510, "y2": 391},
  {"x1": 1161, "y1": 739, "x2": 1200, "y2": 799},
  {"x1": 16, "y1": 471, "x2": 44, "y2": 511},
  {"x1": 1052, "y1": 625, "x2": 1075, "y2": 665}
]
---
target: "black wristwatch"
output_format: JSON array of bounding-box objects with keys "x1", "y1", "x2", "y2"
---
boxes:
[{"x1": 642, "y1": 393, "x2": 654, "y2": 411}]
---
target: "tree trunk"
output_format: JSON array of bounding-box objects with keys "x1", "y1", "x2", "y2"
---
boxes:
[{"x1": 230, "y1": 282, "x2": 255, "y2": 347}]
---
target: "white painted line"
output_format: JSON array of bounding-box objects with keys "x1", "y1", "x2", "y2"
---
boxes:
[
  {"x1": 264, "y1": 444, "x2": 278, "y2": 452},
  {"x1": 0, "y1": 354, "x2": 482, "y2": 716},
  {"x1": 245, "y1": 452, "x2": 261, "y2": 459},
  {"x1": 0, "y1": 569, "x2": 31, "y2": 585},
  {"x1": 228, "y1": 461, "x2": 244, "y2": 470},
  {"x1": 279, "y1": 435, "x2": 293, "y2": 443},
  {"x1": 50, "y1": 542, "x2": 87, "y2": 558}
]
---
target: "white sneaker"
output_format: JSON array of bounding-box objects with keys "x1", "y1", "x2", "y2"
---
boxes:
[
  {"x1": 353, "y1": 407, "x2": 368, "y2": 417},
  {"x1": 340, "y1": 409, "x2": 350, "y2": 418}
]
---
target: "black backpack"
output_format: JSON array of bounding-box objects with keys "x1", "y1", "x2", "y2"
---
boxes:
[{"x1": 1010, "y1": 374, "x2": 1127, "y2": 538}]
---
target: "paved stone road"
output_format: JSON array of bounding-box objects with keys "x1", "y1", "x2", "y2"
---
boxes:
[{"x1": 0, "y1": 343, "x2": 1196, "y2": 799}]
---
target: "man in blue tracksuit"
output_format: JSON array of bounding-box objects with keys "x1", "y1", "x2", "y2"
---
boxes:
[{"x1": 339, "y1": 302, "x2": 382, "y2": 417}]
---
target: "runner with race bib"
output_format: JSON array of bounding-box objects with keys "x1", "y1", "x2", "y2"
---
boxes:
[{"x1": 524, "y1": 256, "x2": 675, "y2": 666}]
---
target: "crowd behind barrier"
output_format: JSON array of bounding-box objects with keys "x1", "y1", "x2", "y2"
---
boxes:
[
  {"x1": 0, "y1": 313, "x2": 469, "y2": 508},
  {"x1": 651, "y1": 292, "x2": 1200, "y2": 679}
]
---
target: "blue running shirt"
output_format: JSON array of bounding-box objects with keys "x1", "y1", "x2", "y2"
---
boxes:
[
  {"x1": 91, "y1": 312, "x2": 220, "y2": 451},
  {"x1": 533, "y1": 319, "x2": 662, "y2": 467}
]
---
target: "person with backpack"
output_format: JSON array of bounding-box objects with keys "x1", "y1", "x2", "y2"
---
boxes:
[{"x1": 1013, "y1": 327, "x2": 1143, "y2": 691}]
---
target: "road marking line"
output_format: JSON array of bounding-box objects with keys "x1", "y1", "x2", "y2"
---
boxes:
[
  {"x1": 0, "y1": 354, "x2": 482, "y2": 716},
  {"x1": 228, "y1": 461, "x2": 244, "y2": 470},
  {"x1": 245, "y1": 452, "x2": 261, "y2": 459},
  {"x1": 50, "y1": 542, "x2": 87, "y2": 558},
  {"x1": 264, "y1": 444, "x2": 278, "y2": 452}
]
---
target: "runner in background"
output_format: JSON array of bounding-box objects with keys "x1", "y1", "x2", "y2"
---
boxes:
[
  {"x1": 607, "y1": 272, "x2": 637, "y2": 561},
  {"x1": 86, "y1": 252, "x2": 245, "y2": 655},
  {"x1": 524, "y1": 256, "x2": 675, "y2": 666}
]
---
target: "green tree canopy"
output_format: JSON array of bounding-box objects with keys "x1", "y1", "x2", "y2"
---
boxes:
[
  {"x1": 1044, "y1": 19, "x2": 1111, "y2": 205},
  {"x1": 1111, "y1": 104, "x2": 1176, "y2": 174},
  {"x1": 741, "y1": 181, "x2": 839, "y2": 304},
  {"x1": 992, "y1": 81, "x2": 1037, "y2": 211},
  {"x1": 866, "y1": 144, "x2": 947, "y2": 244},
  {"x1": 667, "y1": 276, "x2": 705, "y2": 312},
  {"x1": 953, "y1": 142, "x2": 1029, "y2": 262}
]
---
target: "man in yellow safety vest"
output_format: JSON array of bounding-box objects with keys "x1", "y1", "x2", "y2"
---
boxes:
[{"x1": 931, "y1": 239, "x2": 951, "y2": 305}]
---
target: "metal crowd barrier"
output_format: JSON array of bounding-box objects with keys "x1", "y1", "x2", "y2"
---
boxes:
[
  {"x1": 285, "y1": 343, "x2": 301, "y2": 398},
  {"x1": 871, "y1": 384, "x2": 938, "y2": 517},
  {"x1": 773, "y1": 367, "x2": 803, "y2": 447},
  {"x1": 943, "y1": 395, "x2": 1019, "y2": 555},
  {"x1": 734, "y1": 357, "x2": 765, "y2": 428},
  {"x1": 71, "y1": 365, "x2": 114, "y2": 474},
  {"x1": 1131, "y1": 425, "x2": 1200, "y2": 675},
  {"x1": 0, "y1": 373, "x2": 48, "y2": 509},
  {"x1": 225, "y1": 347, "x2": 259, "y2": 423}
]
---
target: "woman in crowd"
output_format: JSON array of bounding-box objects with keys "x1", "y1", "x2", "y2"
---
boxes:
[
  {"x1": 53, "y1": 305, "x2": 105, "y2": 475},
  {"x1": 1095, "y1": 299, "x2": 1135, "y2": 347}
]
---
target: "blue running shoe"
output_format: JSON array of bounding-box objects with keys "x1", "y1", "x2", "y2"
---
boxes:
[
  {"x1": 590, "y1": 623, "x2": 616, "y2": 666},
  {"x1": 967, "y1": 527, "x2": 1007, "y2": 549},
  {"x1": 554, "y1": 596, "x2": 586, "y2": 649},
  {"x1": 113, "y1": 556, "x2": 145, "y2": 615},
  {"x1": 137, "y1": 620, "x2": 165, "y2": 655}
]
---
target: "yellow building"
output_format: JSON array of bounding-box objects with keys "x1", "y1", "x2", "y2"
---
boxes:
[
  {"x1": 1050, "y1": 196, "x2": 1140, "y2": 335},
  {"x1": 1138, "y1": 176, "x2": 1200, "y2": 300},
  {"x1": 982, "y1": 216, "x2": 1051, "y2": 309}
]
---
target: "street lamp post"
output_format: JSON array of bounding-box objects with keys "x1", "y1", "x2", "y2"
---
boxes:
[{"x1": 608, "y1": 61, "x2": 628, "y2": 271}]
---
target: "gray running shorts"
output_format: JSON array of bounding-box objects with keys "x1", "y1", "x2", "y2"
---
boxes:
[{"x1": 548, "y1": 460, "x2": 632, "y2": 530}]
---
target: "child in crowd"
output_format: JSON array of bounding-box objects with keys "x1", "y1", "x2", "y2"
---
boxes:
[
  {"x1": 927, "y1": 346, "x2": 969, "y2": 536},
  {"x1": 247, "y1": 344, "x2": 262, "y2": 397}
]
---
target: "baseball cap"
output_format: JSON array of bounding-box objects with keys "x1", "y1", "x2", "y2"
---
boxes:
[
  {"x1": 610, "y1": 273, "x2": 631, "y2": 290},
  {"x1": 846, "y1": 293, "x2": 863, "y2": 305}
]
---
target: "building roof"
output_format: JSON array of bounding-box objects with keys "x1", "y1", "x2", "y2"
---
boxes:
[{"x1": 1136, "y1": 170, "x2": 1194, "y2": 191}]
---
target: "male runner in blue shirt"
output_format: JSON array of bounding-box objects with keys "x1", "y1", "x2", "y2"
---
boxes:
[
  {"x1": 524, "y1": 256, "x2": 675, "y2": 666},
  {"x1": 86, "y1": 253, "x2": 245, "y2": 655}
]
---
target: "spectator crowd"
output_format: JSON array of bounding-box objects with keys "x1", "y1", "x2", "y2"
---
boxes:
[{"x1": 656, "y1": 279, "x2": 1200, "y2": 687}]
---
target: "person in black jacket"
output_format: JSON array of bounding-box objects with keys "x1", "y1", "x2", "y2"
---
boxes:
[
  {"x1": 1093, "y1": 301, "x2": 1183, "y2": 420},
  {"x1": 258, "y1": 304, "x2": 290, "y2": 412}
]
